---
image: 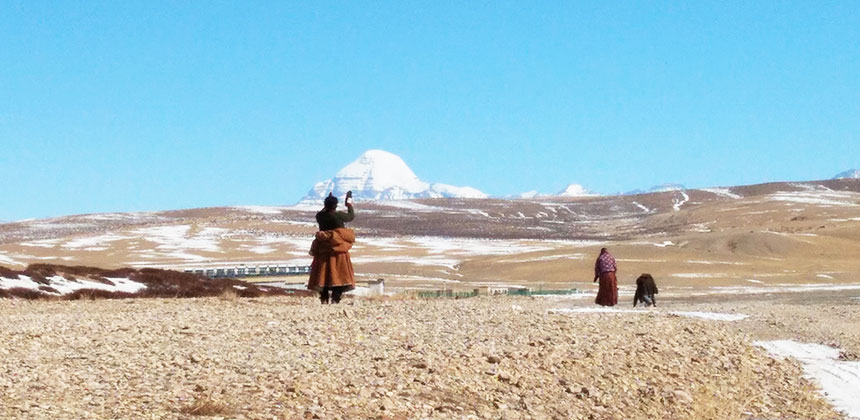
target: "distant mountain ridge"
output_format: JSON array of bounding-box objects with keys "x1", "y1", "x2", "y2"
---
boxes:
[
  {"x1": 625, "y1": 183, "x2": 686, "y2": 195},
  {"x1": 301, "y1": 150, "x2": 487, "y2": 203},
  {"x1": 833, "y1": 169, "x2": 860, "y2": 179}
]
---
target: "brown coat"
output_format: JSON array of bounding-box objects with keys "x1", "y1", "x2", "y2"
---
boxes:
[{"x1": 307, "y1": 228, "x2": 356, "y2": 291}]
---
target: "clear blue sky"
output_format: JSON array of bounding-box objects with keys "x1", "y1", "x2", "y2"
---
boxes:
[{"x1": 1, "y1": 1, "x2": 858, "y2": 220}]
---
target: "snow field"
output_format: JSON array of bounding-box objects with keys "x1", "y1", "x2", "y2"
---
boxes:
[
  {"x1": 756, "y1": 340, "x2": 860, "y2": 419},
  {"x1": 0, "y1": 275, "x2": 147, "y2": 295}
]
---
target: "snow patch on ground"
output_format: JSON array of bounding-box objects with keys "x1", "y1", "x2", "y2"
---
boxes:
[
  {"x1": 248, "y1": 246, "x2": 277, "y2": 254},
  {"x1": 769, "y1": 191, "x2": 859, "y2": 207},
  {"x1": 350, "y1": 256, "x2": 460, "y2": 269},
  {"x1": 495, "y1": 253, "x2": 586, "y2": 263},
  {"x1": 0, "y1": 252, "x2": 24, "y2": 267},
  {"x1": 692, "y1": 283, "x2": 860, "y2": 296},
  {"x1": 755, "y1": 340, "x2": 860, "y2": 419},
  {"x1": 233, "y1": 206, "x2": 286, "y2": 215},
  {"x1": 687, "y1": 260, "x2": 748, "y2": 266},
  {"x1": 550, "y1": 307, "x2": 748, "y2": 321},
  {"x1": 670, "y1": 311, "x2": 748, "y2": 321},
  {"x1": 18, "y1": 239, "x2": 62, "y2": 248},
  {"x1": 133, "y1": 225, "x2": 225, "y2": 252},
  {"x1": 700, "y1": 188, "x2": 742, "y2": 199},
  {"x1": 375, "y1": 201, "x2": 443, "y2": 211},
  {"x1": 631, "y1": 202, "x2": 650, "y2": 213},
  {"x1": 62, "y1": 233, "x2": 132, "y2": 249},
  {"x1": 672, "y1": 191, "x2": 690, "y2": 211},
  {"x1": 408, "y1": 237, "x2": 557, "y2": 256},
  {"x1": 0, "y1": 275, "x2": 147, "y2": 295},
  {"x1": 671, "y1": 273, "x2": 731, "y2": 279},
  {"x1": 466, "y1": 209, "x2": 492, "y2": 218}
]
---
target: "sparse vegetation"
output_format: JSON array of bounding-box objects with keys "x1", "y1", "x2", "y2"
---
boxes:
[
  {"x1": 179, "y1": 395, "x2": 234, "y2": 416},
  {"x1": 0, "y1": 264, "x2": 307, "y2": 300}
]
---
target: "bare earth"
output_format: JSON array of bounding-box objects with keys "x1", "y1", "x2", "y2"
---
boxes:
[
  {"x1": 0, "y1": 294, "x2": 849, "y2": 420},
  {"x1": 2, "y1": 179, "x2": 860, "y2": 418}
]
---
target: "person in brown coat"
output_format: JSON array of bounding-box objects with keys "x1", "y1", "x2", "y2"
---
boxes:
[
  {"x1": 593, "y1": 247, "x2": 618, "y2": 306},
  {"x1": 307, "y1": 192, "x2": 356, "y2": 304}
]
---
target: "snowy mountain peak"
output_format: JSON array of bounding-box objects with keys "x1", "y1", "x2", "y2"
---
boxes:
[
  {"x1": 301, "y1": 150, "x2": 486, "y2": 203},
  {"x1": 833, "y1": 169, "x2": 860, "y2": 179},
  {"x1": 557, "y1": 184, "x2": 596, "y2": 197},
  {"x1": 333, "y1": 149, "x2": 426, "y2": 194},
  {"x1": 625, "y1": 183, "x2": 686, "y2": 195}
]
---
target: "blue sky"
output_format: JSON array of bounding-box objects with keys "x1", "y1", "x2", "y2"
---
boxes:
[{"x1": 1, "y1": 1, "x2": 858, "y2": 220}]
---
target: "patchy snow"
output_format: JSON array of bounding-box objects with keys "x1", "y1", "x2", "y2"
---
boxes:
[
  {"x1": 18, "y1": 239, "x2": 62, "y2": 248},
  {"x1": 653, "y1": 241, "x2": 675, "y2": 248},
  {"x1": 697, "y1": 283, "x2": 860, "y2": 296},
  {"x1": 0, "y1": 275, "x2": 147, "y2": 295},
  {"x1": 133, "y1": 225, "x2": 225, "y2": 252},
  {"x1": 669, "y1": 311, "x2": 748, "y2": 321},
  {"x1": 375, "y1": 201, "x2": 442, "y2": 211},
  {"x1": 769, "y1": 191, "x2": 859, "y2": 207},
  {"x1": 745, "y1": 279, "x2": 764, "y2": 284},
  {"x1": 700, "y1": 188, "x2": 742, "y2": 199},
  {"x1": 671, "y1": 273, "x2": 731, "y2": 279},
  {"x1": 248, "y1": 246, "x2": 277, "y2": 254},
  {"x1": 233, "y1": 205, "x2": 286, "y2": 215},
  {"x1": 80, "y1": 212, "x2": 162, "y2": 222},
  {"x1": 817, "y1": 274, "x2": 835, "y2": 280},
  {"x1": 463, "y1": 209, "x2": 490, "y2": 218},
  {"x1": 0, "y1": 252, "x2": 24, "y2": 267},
  {"x1": 349, "y1": 256, "x2": 460, "y2": 269},
  {"x1": 756, "y1": 340, "x2": 860, "y2": 419},
  {"x1": 282, "y1": 203, "x2": 324, "y2": 212},
  {"x1": 410, "y1": 237, "x2": 556, "y2": 256},
  {"x1": 62, "y1": 233, "x2": 131, "y2": 249},
  {"x1": 550, "y1": 307, "x2": 748, "y2": 321},
  {"x1": 631, "y1": 202, "x2": 650, "y2": 213},
  {"x1": 672, "y1": 191, "x2": 690, "y2": 211},
  {"x1": 495, "y1": 253, "x2": 586, "y2": 263},
  {"x1": 687, "y1": 260, "x2": 747, "y2": 266}
]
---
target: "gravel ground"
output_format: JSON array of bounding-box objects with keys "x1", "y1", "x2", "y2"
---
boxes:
[
  {"x1": 662, "y1": 290, "x2": 860, "y2": 358},
  {"x1": 0, "y1": 296, "x2": 844, "y2": 420}
]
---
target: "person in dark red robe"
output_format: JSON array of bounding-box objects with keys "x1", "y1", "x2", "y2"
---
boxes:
[{"x1": 593, "y1": 248, "x2": 618, "y2": 306}]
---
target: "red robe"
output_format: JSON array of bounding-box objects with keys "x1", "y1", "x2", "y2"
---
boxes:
[{"x1": 595, "y1": 271, "x2": 618, "y2": 307}]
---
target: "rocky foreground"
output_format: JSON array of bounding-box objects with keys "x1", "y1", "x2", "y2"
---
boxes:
[{"x1": 0, "y1": 296, "x2": 843, "y2": 420}]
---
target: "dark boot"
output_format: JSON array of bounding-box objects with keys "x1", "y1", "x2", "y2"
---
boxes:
[
  {"x1": 331, "y1": 288, "x2": 343, "y2": 304},
  {"x1": 320, "y1": 289, "x2": 330, "y2": 304}
]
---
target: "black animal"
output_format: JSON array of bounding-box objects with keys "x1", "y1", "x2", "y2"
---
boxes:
[{"x1": 633, "y1": 273, "x2": 658, "y2": 307}]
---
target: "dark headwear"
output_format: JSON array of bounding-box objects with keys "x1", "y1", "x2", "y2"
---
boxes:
[{"x1": 323, "y1": 192, "x2": 338, "y2": 209}]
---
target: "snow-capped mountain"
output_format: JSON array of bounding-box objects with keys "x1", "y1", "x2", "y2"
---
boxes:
[
  {"x1": 556, "y1": 184, "x2": 597, "y2": 197},
  {"x1": 833, "y1": 169, "x2": 860, "y2": 179},
  {"x1": 301, "y1": 150, "x2": 487, "y2": 203},
  {"x1": 625, "y1": 183, "x2": 686, "y2": 195}
]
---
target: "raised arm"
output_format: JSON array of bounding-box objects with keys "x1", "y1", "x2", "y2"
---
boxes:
[{"x1": 337, "y1": 204, "x2": 355, "y2": 224}]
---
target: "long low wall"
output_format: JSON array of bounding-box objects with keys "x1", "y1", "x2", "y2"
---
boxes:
[{"x1": 183, "y1": 265, "x2": 311, "y2": 278}]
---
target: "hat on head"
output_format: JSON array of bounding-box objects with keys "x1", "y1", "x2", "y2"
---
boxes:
[{"x1": 323, "y1": 192, "x2": 338, "y2": 209}]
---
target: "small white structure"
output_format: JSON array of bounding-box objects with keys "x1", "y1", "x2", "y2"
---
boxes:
[{"x1": 368, "y1": 278, "x2": 385, "y2": 297}]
